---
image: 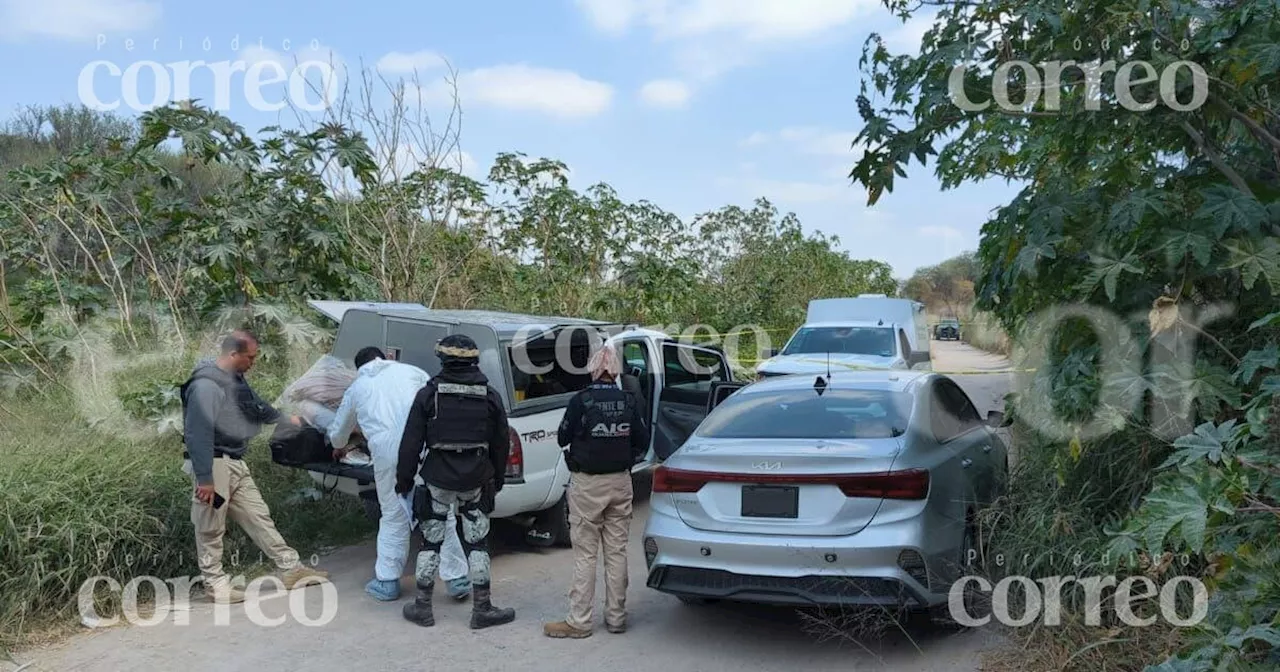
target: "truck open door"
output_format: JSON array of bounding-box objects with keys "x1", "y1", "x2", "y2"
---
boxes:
[{"x1": 651, "y1": 341, "x2": 734, "y2": 461}]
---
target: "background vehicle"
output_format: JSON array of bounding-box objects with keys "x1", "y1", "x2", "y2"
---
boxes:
[
  {"x1": 281, "y1": 304, "x2": 734, "y2": 547},
  {"x1": 755, "y1": 295, "x2": 931, "y2": 376},
  {"x1": 642, "y1": 370, "x2": 1009, "y2": 619},
  {"x1": 934, "y1": 319, "x2": 961, "y2": 341}
]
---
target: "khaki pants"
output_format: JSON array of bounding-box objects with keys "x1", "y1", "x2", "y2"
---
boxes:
[
  {"x1": 188, "y1": 457, "x2": 301, "y2": 592},
  {"x1": 566, "y1": 471, "x2": 633, "y2": 630}
]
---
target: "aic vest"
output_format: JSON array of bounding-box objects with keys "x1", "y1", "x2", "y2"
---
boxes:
[
  {"x1": 179, "y1": 365, "x2": 272, "y2": 448},
  {"x1": 568, "y1": 383, "x2": 635, "y2": 474},
  {"x1": 425, "y1": 380, "x2": 492, "y2": 452}
]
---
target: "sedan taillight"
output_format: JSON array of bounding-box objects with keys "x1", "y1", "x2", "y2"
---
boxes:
[
  {"x1": 650, "y1": 466, "x2": 930, "y2": 500},
  {"x1": 651, "y1": 466, "x2": 708, "y2": 492},
  {"x1": 836, "y1": 469, "x2": 929, "y2": 499}
]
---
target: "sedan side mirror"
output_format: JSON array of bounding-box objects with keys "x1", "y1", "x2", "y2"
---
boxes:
[
  {"x1": 986, "y1": 410, "x2": 1011, "y2": 428},
  {"x1": 765, "y1": 348, "x2": 779, "y2": 358}
]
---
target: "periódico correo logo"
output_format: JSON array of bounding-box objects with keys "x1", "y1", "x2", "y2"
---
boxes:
[
  {"x1": 77, "y1": 57, "x2": 341, "y2": 113},
  {"x1": 949, "y1": 58, "x2": 1209, "y2": 113},
  {"x1": 78, "y1": 574, "x2": 338, "y2": 628}
]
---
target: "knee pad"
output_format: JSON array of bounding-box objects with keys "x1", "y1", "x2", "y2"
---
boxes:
[
  {"x1": 422, "y1": 517, "x2": 448, "y2": 547},
  {"x1": 457, "y1": 505, "x2": 490, "y2": 546}
]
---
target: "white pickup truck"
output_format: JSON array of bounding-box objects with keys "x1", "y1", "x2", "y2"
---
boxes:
[{"x1": 279, "y1": 302, "x2": 736, "y2": 548}]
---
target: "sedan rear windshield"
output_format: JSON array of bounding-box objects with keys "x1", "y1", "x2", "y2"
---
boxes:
[
  {"x1": 695, "y1": 388, "x2": 914, "y2": 439},
  {"x1": 781, "y1": 326, "x2": 897, "y2": 358}
]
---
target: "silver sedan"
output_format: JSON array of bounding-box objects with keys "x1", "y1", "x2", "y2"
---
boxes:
[{"x1": 641, "y1": 370, "x2": 1009, "y2": 618}]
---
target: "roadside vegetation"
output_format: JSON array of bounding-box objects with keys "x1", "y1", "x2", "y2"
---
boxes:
[{"x1": 854, "y1": 0, "x2": 1280, "y2": 669}]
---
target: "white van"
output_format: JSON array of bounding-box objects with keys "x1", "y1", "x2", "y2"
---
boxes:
[
  {"x1": 282, "y1": 303, "x2": 736, "y2": 547},
  {"x1": 755, "y1": 295, "x2": 931, "y2": 377}
]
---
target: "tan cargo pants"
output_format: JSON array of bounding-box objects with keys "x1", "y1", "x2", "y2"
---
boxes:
[
  {"x1": 566, "y1": 471, "x2": 633, "y2": 630},
  {"x1": 187, "y1": 456, "x2": 301, "y2": 592}
]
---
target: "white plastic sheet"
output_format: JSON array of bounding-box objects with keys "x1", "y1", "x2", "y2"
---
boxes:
[
  {"x1": 284, "y1": 355, "x2": 357, "y2": 410},
  {"x1": 280, "y1": 355, "x2": 372, "y2": 465}
]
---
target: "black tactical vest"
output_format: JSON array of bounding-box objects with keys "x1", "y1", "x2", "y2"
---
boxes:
[
  {"x1": 567, "y1": 383, "x2": 636, "y2": 474},
  {"x1": 179, "y1": 364, "x2": 274, "y2": 448},
  {"x1": 425, "y1": 380, "x2": 492, "y2": 452}
]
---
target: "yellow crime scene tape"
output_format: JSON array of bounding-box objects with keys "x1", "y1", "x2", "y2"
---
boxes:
[{"x1": 730, "y1": 358, "x2": 1036, "y2": 375}]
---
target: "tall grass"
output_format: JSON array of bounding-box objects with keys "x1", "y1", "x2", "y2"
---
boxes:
[
  {"x1": 0, "y1": 385, "x2": 371, "y2": 651},
  {"x1": 962, "y1": 310, "x2": 1010, "y2": 355},
  {"x1": 973, "y1": 422, "x2": 1192, "y2": 670}
]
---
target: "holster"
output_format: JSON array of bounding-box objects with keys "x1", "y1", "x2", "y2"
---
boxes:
[
  {"x1": 412, "y1": 485, "x2": 429, "y2": 519},
  {"x1": 480, "y1": 480, "x2": 496, "y2": 514}
]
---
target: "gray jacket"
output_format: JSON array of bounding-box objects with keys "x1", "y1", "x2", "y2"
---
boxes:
[{"x1": 181, "y1": 358, "x2": 281, "y2": 484}]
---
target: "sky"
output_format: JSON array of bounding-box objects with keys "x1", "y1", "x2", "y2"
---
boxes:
[{"x1": 0, "y1": 0, "x2": 1023, "y2": 278}]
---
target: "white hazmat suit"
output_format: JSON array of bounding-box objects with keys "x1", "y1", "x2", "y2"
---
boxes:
[{"x1": 328, "y1": 358, "x2": 468, "y2": 584}]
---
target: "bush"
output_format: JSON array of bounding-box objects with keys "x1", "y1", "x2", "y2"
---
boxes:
[
  {"x1": 962, "y1": 311, "x2": 1010, "y2": 355},
  {"x1": 0, "y1": 383, "x2": 371, "y2": 651}
]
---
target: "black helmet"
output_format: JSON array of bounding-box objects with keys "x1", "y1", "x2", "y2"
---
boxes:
[{"x1": 436, "y1": 334, "x2": 480, "y2": 368}]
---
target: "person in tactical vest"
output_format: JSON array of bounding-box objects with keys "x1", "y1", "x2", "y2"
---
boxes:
[
  {"x1": 394, "y1": 334, "x2": 516, "y2": 629},
  {"x1": 180, "y1": 330, "x2": 329, "y2": 603},
  {"x1": 543, "y1": 344, "x2": 649, "y2": 638}
]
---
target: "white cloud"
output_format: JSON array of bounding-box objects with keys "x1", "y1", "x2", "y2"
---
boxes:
[
  {"x1": 743, "y1": 126, "x2": 863, "y2": 157},
  {"x1": 575, "y1": 0, "x2": 877, "y2": 80},
  {"x1": 376, "y1": 50, "x2": 447, "y2": 75},
  {"x1": 574, "y1": 0, "x2": 642, "y2": 33},
  {"x1": 0, "y1": 0, "x2": 160, "y2": 41},
  {"x1": 577, "y1": 0, "x2": 876, "y2": 42},
  {"x1": 639, "y1": 79, "x2": 691, "y2": 108},
  {"x1": 419, "y1": 64, "x2": 613, "y2": 119}
]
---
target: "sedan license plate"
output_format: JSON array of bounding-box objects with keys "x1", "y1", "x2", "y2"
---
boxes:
[{"x1": 741, "y1": 485, "x2": 799, "y2": 518}]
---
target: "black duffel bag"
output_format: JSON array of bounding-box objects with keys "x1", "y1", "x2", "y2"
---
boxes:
[{"x1": 269, "y1": 421, "x2": 331, "y2": 466}]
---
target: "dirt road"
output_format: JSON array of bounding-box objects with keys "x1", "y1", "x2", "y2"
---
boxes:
[{"x1": 13, "y1": 341, "x2": 1014, "y2": 672}]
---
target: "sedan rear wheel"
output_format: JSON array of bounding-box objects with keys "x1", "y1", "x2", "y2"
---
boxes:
[
  {"x1": 934, "y1": 523, "x2": 986, "y2": 627},
  {"x1": 900, "y1": 522, "x2": 983, "y2": 630}
]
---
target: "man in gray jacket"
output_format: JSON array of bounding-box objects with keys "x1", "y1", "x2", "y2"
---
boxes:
[{"x1": 181, "y1": 330, "x2": 328, "y2": 603}]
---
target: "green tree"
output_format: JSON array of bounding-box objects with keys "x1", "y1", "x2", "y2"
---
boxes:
[{"x1": 850, "y1": 0, "x2": 1280, "y2": 668}]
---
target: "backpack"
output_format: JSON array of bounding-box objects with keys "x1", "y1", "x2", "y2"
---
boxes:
[{"x1": 269, "y1": 420, "x2": 332, "y2": 466}]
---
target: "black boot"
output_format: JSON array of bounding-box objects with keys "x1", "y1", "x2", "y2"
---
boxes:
[
  {"x1": 470, "y1": 582, "x2": 515, "y2": 629},
  {"x1": 402, "y1": 583, "x2": 435, "y2": 627}
]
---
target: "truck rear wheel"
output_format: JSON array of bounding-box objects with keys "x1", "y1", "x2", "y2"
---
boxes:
[{"x1": 527, "y1": 493, "x2": 572, "y2": 548}]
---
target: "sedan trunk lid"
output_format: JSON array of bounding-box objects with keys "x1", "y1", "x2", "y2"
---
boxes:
[{"x1": 660, "y1": 437, "x2": 907, "y2": 536}]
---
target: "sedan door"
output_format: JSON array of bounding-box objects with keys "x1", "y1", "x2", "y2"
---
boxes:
[{"x1": 929, "y1": 378, "x2": 991, "y2": 514}]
